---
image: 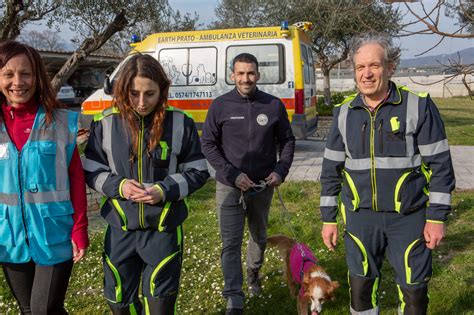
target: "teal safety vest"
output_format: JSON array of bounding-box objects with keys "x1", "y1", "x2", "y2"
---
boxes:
[{"x1": 0, "y1": 106, "x2": 78, "y2": 265}]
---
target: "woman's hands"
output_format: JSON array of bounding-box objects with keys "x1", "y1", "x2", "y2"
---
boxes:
[{"x1": 121, "y1": 179, "x2": 163, "y2": 204}]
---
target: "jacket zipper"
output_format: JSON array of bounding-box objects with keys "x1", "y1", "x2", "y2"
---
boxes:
[
  {"x1": 247, "y1": 98, "x2": 253, "y2": 176},
  {"x1": 138, "y1": 117, "x2": 145, "y2": 229},
  {"x1": 17, "y1": 151, "x2": 29, "y2": 245},
  {"x1": 364, "y1": 107, "x2": 382, "y2": 211}
]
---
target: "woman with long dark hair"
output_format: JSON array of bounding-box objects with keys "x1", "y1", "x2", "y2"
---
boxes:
[
  {"x1": 84, "y1": 54, "x2": 209, "y2": 314},
  {"x1": 0, "y1": 40, "x2": 89, "y2": 313}
]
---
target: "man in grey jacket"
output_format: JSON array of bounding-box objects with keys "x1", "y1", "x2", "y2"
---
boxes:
[{"x1": 202, "y1": 53, "x2": 295, "y2": 315}]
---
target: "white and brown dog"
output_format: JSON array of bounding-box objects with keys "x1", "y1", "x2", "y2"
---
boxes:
[{"x1": 267, "y1": 234, "x2": 339, "y2": 315}]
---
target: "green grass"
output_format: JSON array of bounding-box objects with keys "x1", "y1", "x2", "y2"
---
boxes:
[
  {"x1": 1, "y1": 181, "x2": 473, "y2": 314},
  {"x1": 434, "y1": 97, "x2": 474, "y2": 146}
]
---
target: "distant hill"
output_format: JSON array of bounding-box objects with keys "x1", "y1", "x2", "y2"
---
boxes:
[{"x1": 399, "y1": 47, "x2": 474, "y2": 68}]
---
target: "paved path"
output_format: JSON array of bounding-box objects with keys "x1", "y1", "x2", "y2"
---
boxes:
[{"x1": 286, "y1": 138, "x2": 474, "y2": 190}]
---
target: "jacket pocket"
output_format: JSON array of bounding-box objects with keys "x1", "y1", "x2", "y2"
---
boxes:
[
  {"x1": 341, "y1": 170, "x2": 360, "y2": 211},
  {"x1": 39, "y1": 203, "x2": 73, "y2": 245},
  {"x1": 395, "y1": 169, "x2": 428, "y2": 213},
  {"x1": 382, "y1": 123, "x2": 406, "y2": 157},
  {"x1": 157, "y1": 200, "x2": 188, "y2": 232},
  {"x1": 110, "y1": 199, "x2": 128, "y2": 231},
  {"x1": 0, "y1": 205, "x2": 13, "y2": 246},
  {"x1": 103, "y1": 253, "x2": 123, "y2": 303},
  {"x1": 344, "y1": 231, "x2": 368, "y2": 276},
  {"x1": 404, "y1": 238, "x2": 432, "y2": 284},
  {"x1": 36, "y1": 142, "x2": 57, "y2": 185}
]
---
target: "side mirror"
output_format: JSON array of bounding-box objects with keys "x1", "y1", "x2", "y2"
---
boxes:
[{"x1": 103, "y1": 75, "x2": 113, "y2": 95}]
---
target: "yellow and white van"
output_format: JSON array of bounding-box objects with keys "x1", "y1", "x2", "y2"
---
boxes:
[{"x1": 82, "y1": 22, "x2": 318, "y2": 138}]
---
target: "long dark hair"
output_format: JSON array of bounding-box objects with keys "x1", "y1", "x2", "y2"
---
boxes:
[
  {"x1": 0, "y1": 40, "x2": 65, "y2": 125},
  {"x1": 113, "y1": 54, "x2": 171, "y2": 157}
]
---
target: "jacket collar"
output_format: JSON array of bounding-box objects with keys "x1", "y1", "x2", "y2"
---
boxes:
[
  {"x1": 349, "y1": 81, "x2": 402, "y2": 109},
  {"x1": 231, "y1": 86, "x2": 260, "y2": 101}
]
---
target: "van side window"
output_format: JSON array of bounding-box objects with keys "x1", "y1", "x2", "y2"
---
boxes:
[
  {"x1": 306, "y1": 46, "x2": 315, "y2": 86},
  {"x1": 301, "y1": 44, "x2": 310, "y2": 85},
  {"x1": 226, "y1": 44, "x2": 285, "y2": 85},
  {"x1": 159, "y1": 47, "x2": 217, "y2": 86}
]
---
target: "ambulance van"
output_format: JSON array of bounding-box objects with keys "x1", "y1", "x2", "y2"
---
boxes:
[{"x1": 82, "y1": 22, "x2": 318, "y2": 138}]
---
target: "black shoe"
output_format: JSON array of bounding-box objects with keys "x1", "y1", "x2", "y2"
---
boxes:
[
  {"x1": 225, "y1": 308, "x2": 243, "y2": 315},
  {"x1": 247, "y1": 268, "x2": 262, "y2": 296}
]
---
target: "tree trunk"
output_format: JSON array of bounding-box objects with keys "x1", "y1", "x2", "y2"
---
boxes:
[
  {"x1": 0, "y1": 0, "x2": 22, "y2": 40},
  {"x1": 50, "y1": 11, "x2": 128, "y2": 92},
  {"x1": 322, "y1": 66, "x2": 331, "y2": 105}
]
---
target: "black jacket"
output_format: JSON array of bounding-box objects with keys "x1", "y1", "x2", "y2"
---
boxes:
[
  {"x1": 84, "y1": 107, "x2": 209, "y2": 231},
  {"x1": 320, "y1": 83, "x2": 455, "y2": 223},
  {"x1": 201, "y1": 88, "x2": 295, "y2": 187}
]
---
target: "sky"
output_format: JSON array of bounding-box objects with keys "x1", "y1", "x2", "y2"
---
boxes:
[
  {"x1": 24, "y1": 0, "x2": 472, "y2": 60},
  {"x1": 168, "y1": 0, "x2": 473, "y2": 59}
]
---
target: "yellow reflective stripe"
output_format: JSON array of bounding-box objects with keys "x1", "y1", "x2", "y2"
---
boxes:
[
  {"x1": 119, "y1": 179, "x2": 127, "y2": 199},
  {"x1": 129, "y1": 302, "x2": 138, "y2": 315},
  {"x1": 144, "y1": 297, "x2": 150, "y2": 315},
  {"x1": 104, "y1": 254, "x2": 122, "y2": 303},
  {"x1": 111, "y1": 199, "x2": 128, "y2": 231},
  {"x1": 138, "y1": 118, "x2": 145, "y2": 229},
  {"x1": 177, "y1": 225, "x2": 182, "y2": 247},
  {"x1": 394, "y1": 170, "x2": 412, "y2": 212},
  {"x1": 100, "y1": 196, "x2": 107, "y2": 208},
  {"x1": 400, "y1": 86, "x2": 429, "y2": 98},
  {"x1": 397, "y1": 284, "x2": 406, "y2": 313},
  {"x1": 347, "y1": 232, "x2": 368, "y2": 276},
  {"x1": 160, "y1": 141, "x2": 169, "y2": 160},
  {"x1": 342, "y1": 170, "x2": 360, "y2": 210},
  {"x1": 404, "y1": 238, "x2": 421, "y2": 285},
  {"x1": 341, "y1": 202, "x2": 347, "y2": 225},
  {"x1": 154, "y1": 184, "x2": 164, "y2": 200},
  {"x1": 158, "y1": 202, "x2": 172, "y2": 232},
  {"x1": 372, "y1": 277, "x2": 380, "y2": 308},
  {"x1": 323, "y1": 222, "x2": 337, "y2": 225},
  {"x1": 426, "y1": 220, "x2": 444, "y2": 224},
  {"x1": 150, "y1": 251, "x2": 180, "y2": 295}
]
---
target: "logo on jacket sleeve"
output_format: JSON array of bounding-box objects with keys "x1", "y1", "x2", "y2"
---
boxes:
[{"x1": 256, "y1": 114, "x2": 268, "y2": 126}]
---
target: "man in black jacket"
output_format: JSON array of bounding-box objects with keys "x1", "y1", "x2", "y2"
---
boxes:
[{"x1": 202, "y1": 53, "x2": 295, "y2": 315}]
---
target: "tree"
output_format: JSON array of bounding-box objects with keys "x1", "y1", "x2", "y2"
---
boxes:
[
  {"x1": 49, "y1": 0, "x2": 197, "y2": 92},
  {"x1": 19, "y1": 29, "x2": 66, "y2": 51},
  {"x1": 0, "y1": 0, "x2": 61, "y2": 40},
  {"x1": 213, "y1": 0, "x2": 402, "y2": 105},
  {"x1": 211, "y1": 0, "x2": 266, "y2": 29},
  {"x1": 399, "y1": 1, "x2": 473, "y2": 97}
]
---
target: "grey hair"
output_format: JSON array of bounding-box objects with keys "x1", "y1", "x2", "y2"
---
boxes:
[{"x1": 348, "y1": 32, "x2": 401, "y2": 71}]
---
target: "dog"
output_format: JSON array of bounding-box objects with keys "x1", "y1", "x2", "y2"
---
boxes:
[{"x1": 267, "y1": 234, "x2": 339, "y2": 315}]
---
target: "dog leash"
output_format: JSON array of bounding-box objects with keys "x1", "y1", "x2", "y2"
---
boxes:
[
  {"x1": 275, "y1": 186, "x2": 299, "y2": 240},
  {"x1": 239, "y1": 180, "x2": 268, "y2": 210}
]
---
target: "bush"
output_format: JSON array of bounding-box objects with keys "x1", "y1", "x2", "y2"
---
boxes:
[{"x1": 317, "y1": 92, "x2": 348, "y2": 116}]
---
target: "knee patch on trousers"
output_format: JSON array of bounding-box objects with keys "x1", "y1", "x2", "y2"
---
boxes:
[
  {"x1": 349, "y1": 274, "x2": 380, "y2": 312},
  {"x1": 397, "y1": 285, "x2": 428, "y2": 315}
]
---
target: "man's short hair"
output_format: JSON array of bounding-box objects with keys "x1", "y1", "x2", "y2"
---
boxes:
[
  {"x1": 231, "y1": 53, "x2": 259, "y2": 72},
  {"x1": 348, "y1": 32, "x2": 401, "y2": 71}
]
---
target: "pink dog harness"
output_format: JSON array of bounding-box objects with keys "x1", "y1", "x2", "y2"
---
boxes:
[{"x1": 289, "y1": 243, "x2": 318, "y2": 297}]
